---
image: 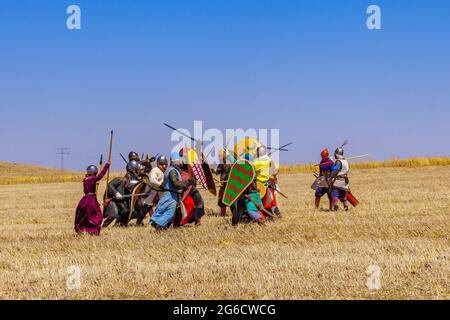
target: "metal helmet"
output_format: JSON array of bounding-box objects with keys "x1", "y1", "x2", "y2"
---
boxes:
[
  {"x1": 334, "y1": 147, "x2": 344, "y2": 159},
  {"x1": 86, "y1": 165, "x2": 98, "y2": 176},
  {"x1": 128, "y1": 151, "x2": 140, "y2": 161},
  {"x1": 157, "y1": 155, "x2": 168, "y2": 166},
  {"x1": 256, "y1": 145, "x2": 267, "y2": 157},
  {"x1": 126, "y1": 160, "x2": 140, "y2": 172}
]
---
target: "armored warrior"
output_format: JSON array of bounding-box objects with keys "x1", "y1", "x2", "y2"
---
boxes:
[
  {"x1": 74, "y1": 161, "x2": 110, "y2": 235},
  {"x1": 231, "y1": 181, "x2": 266, "y2": 226},
  {"x1": 213, "y1": 148, "x2": 233, "y2": 217},
  {"x1": 313, "y1": 148, "x2": 334, "y2": 209},
  {"x1": 102, "y1": 160, "x2": 141, "y2": 227},
  {"x1": 178, "y1": 148, "x2": 206, "y2": 226},
  {"x1": 330, "y1": 147, "x2": 350, "y2": 211},
  {"x1": 150, "y1": 153, "x2": 195, "y2": 230},
  {"x1": 136, "y1": 155, "x2": 168, "y2": 223},
  {"x1": 128, "y1": 151, "x2": 140, "y2": 162},
  {"x1": 126, "y1": 150, "x2": 151, "y2": 175},
  {"x1": 253, "y1": 145, "x2": 281, "y2": 218}
]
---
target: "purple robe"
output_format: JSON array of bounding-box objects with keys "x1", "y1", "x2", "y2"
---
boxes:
[{"x1": 74, "y1": 163, "x2": 110, "y2": 235}]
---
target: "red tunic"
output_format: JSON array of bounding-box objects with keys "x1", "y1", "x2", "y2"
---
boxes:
[{"x1": 74, "y1": 163, "x2": 110, "y2": 235}]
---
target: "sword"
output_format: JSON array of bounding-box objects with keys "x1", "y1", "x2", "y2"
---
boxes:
[{"x1": 122, "y1": 192, "x2": 150, "y2": 199}]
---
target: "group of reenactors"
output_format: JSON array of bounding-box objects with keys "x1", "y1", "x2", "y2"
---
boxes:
[
  {"x1": 312, "y1": 145, "x2": 357, "y2": 211},
  {"x1": 74, "y1": 141, "x2": 285, "y2": 235},
  {"x1": 74, "y1": 139, "x2": 356, "y2": 236}
]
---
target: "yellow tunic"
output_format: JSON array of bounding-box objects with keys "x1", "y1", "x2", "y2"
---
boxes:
[{"x1": 253, "y1": 155, "x2": 278, "y2": 183}]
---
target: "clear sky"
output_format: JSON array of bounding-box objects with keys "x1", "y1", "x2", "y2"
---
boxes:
[{"x1": 0, "y1": 0, "x2": 449, "y2": 170}]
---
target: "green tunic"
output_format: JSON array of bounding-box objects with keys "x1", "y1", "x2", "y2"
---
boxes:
[{"x1": 245, "y1": 192, "x2": 263, "y2": 212}]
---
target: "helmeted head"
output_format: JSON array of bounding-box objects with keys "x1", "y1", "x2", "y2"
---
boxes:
[
  {"x1": 321, "y1": 148, "x2": 329, "y2": 159},
  {"x1": 256, "y1": 145, "x2": 267, "y2": 158},
  {"x1": 170, "y1": 152, "x2": 183, "y2": 167},
  {"x1": 128, "y1": 151, "x2": 140, "y2": 162},
  {"x1": 334, "y1": 147, "x2": 344, "y2": 159},
  {"x1": 156, "y1": 155, "x2": 169, "y2": 171},
  {"x1": 86, "y1": 165, "x2": 98, "y2": 176},
  {"x1": 126, "y1": 160, "x2": 140, "y2": 173}
]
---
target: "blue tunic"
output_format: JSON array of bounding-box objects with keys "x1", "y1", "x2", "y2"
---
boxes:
[{"x1": 150, "y1": 166, "x2": 181, "y2": 228}]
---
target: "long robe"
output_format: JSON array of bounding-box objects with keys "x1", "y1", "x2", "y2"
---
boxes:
[
  {"x1": 74, "y1": 163, "x2": 110, "y2": 235},
  {"x1": 150, "y1": 166, "x2": 183, "y2": 228}
]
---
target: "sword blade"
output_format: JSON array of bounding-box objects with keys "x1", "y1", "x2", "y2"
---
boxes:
[{"x1": 122, "y1": 192, "x2": 150, "y2": 199}]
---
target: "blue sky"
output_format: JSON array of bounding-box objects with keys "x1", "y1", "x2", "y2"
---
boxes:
[{"x1": 0, "y1": 0, "x2": 449, "y2": 170}]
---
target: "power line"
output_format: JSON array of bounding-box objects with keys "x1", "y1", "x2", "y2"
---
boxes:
[{"x1": 55, "y1": 147, "x2": 70, "y2": 170}]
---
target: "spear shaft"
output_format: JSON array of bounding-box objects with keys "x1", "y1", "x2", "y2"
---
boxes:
[{"x1": 105, "y1": 131, "x2": 113, "y2": 198}]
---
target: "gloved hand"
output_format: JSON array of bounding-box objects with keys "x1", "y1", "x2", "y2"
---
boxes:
[{"x1": 115, "y1": 192, "x2": 123, "y2": 200}]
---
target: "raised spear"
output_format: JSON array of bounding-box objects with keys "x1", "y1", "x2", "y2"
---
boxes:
[
  {"x1": 105, "y1": 130, "x2": 113, "y2": 198},
  {"x1": 96, "y1": 154, "x2": 103, "y2": 194}
]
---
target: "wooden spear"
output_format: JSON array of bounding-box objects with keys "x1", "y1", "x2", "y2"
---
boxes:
[{"x1": 105, "y1": 130, "x2": 113, "y2": 198}]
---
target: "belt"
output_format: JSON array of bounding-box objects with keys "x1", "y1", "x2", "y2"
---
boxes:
[{"x1": 86, "y1": 193, "x2": 96, "y2": 196}]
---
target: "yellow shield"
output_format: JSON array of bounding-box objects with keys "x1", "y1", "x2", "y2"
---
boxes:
[{"x1": 233, "y1": 137, "x2": 261, "y2": 161}]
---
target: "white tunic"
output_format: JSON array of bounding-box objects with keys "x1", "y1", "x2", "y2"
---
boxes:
[
  {"x1": 149, "y1": 167, "x2": 164, "y2": 190},
  {"x1": 333, "y1": 159, "x2": 349, "y2": 191}
]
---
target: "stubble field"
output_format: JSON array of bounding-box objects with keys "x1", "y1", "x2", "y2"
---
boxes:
[{"x1": 0, "y1": 166, "x2": 448, "y2": 299}]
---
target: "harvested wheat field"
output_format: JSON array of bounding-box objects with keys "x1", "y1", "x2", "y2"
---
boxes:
[{"x1": 0, "y1": 166, "x2": 449, "y2": 300}]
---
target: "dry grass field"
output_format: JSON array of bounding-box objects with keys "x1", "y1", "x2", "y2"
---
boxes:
[{"x1": 0, "y1": 165, "x2": 449, "y2": 299}]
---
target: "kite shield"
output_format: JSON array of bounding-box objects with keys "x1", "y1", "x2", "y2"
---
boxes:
[
  {"x1": 185, "y1": 149, "x2": 217, "y2": 196},
  {"x1": 222, "y1": 160, "x2": 255, "y2": 207},
  {"x1": 311, "y1": 176, "x2": 329, "y2": 191},
  {"x1": 201, "y1": 152, "x2": 217, "y2": 196}
]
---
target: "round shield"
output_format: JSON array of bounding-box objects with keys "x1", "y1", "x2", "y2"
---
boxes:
[
  {"x1": 233, "y1": 137, "x2": 261, "y2": 162},
  {"x1": 128, "y1": 180, "x2": 147, "y2": 223},
  {"x1": 256, "y1": 181, "x2": 267, "y2": 199}
]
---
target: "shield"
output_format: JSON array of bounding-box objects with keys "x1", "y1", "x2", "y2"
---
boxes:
[
  {"x1": 180, "y1": 170, "x2": 193, "y2": 201},
  {"x1": 346, "y1": 190, "x2": 359, "y2": 207},
  {"x1": 233, "y1": 137, "x2": 261, "y2": 161},
  {"x1": 201, "y1": 152, "x2": 217, "y2": 196},
  {"x1": 311, "y1": 176, "x2": 329, "y2": 191},
  {"x1": 128, "y1": 179, "x2": 147, "y2": 224},
  {"x1": 222, "y1": 160, "x2": 255, "y2": 207},
  {"x1": 256, "y1": 181, "x2": 267, "y2": 199},
  {"x1": 186, "y1": 149, "x2": 217, "y2": 196}
]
